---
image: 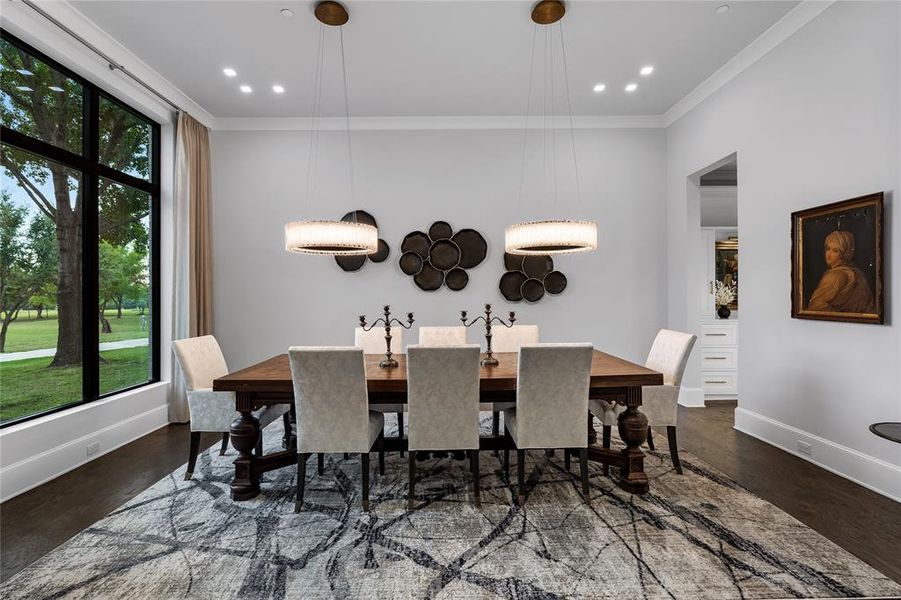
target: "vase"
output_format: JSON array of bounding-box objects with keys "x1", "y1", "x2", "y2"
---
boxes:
[{"x1": 717, "y1": 305, "x2": 732, "y2": 319}]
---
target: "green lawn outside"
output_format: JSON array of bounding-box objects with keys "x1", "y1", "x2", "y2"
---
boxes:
[
  {"x1": 1, "y1": 308, "x2": 149, "y2": 353},
  {"x1": 0, "y1": 346, "x2": 151, "y2": 423}
]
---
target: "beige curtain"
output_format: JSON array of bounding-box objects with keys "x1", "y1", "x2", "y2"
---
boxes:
[{"x1": 170, "y1": 112, "x2": 213, "y2": 422}]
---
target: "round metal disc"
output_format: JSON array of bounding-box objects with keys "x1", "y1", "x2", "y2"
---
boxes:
[
  {"x1": 531, "y1": 0, "x2": 565, "y2": 25},
  {"x1": 521, "y1": 278, "x2": 546, "y2": 302},
  {"x1": 340, "y1": 210, "x2": 377, "y2": 227},
  {"x1": 428, "y1": 221, "x2": 453, "y2": 241},
  {"x1": 523, "y1": 255, "x2": 554, "y2": 278},
  {"x1": 445, "y1": 268, "x2": 469, "y2": 291},
  {"x1": 452, "y1": 228, "x2": 487, "y2": 269},
  {"x1": 414, "y1": 261, "x2": 444, "y2": 291},
  {"x1": 429, "y1": 239, "x2": 461, "y2": 271},
  {"x1": 499, "y1": 271, "x2": 527, "y2": 302},
  {"x1": 399, "y1": 251, "x2": 423, "y2": 275},
  {"x1": 370, "y1": 239, "x2": 390, "y2": 262},
  {"x1": 315, "y1": 1, "x2": 348, "y2": 26},
  {"x1": 504, "y1": 252, "x2": 524, "y2": 272},
  {"x1": 544, "y1": 270, "x2": 567, "y2": 294},
  {"x1": 401, "y1": 231, "x2": 430, "y2": 258},
  {"x1": 335, "y1": 254, "x2": 366, "y2": 272}
]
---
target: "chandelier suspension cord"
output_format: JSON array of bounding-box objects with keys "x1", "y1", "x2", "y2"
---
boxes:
[
  {"x1": 550, "y1": 23, "x2": 557, "y2": 207},
  {"x1": 305, "y1": 24, "x2": 326, "y2": 211},
  {"x1": 517, "y1": 25, "x2": 539, "y2": 209},
  {"x1": 338, "y1": 25, "x2": 357, "y2": 218},
  {"x1": 559, "y1": 20, "x2": 583, "y2": 206},
  {"x1": 543, "y1": 25, "x2": 550, "y2": 208}
]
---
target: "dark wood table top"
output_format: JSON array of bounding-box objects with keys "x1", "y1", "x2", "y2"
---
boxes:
[{"x1": 213, "y1": 349, "x2": 663, "y2": 394}]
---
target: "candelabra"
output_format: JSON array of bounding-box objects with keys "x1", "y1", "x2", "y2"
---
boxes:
[
  {"x1": 460, "y1": 303, "x2": 516, "y2": 366},
  {"x1": 359, "y1": 305, "x2": 414, "y2": 368}
]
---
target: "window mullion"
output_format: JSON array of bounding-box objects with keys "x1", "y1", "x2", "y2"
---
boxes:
[{"x1": 82, "y1": 86, "x2": 100, "y2": 404}]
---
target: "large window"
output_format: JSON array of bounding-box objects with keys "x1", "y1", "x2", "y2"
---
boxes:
[{"x1": 0, "y1": 31, "x2": 160, "y2": 426}]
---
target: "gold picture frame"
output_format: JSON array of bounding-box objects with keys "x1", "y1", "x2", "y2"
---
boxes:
[{"x1": 715, "y1": 236, "x2": 738, "y2": 310}]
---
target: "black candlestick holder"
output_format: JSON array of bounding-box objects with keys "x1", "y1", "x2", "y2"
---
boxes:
[
  {"x1": 461, "y1": 303, "x2": 516, "y2": 367},
  {"x1": 359, "y1": 305, "x2": 414, "y2": 368}
]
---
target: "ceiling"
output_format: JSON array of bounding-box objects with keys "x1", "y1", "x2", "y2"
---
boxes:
[
  {"x1": 700, "y1": 160, "x2": 738, "y2": 186},
  {"x1": 71, "y1": 1, "x2": 798, "y2": 119}
]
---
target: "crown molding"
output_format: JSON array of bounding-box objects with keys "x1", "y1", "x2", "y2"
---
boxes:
[
  {"x1": 663, "y1": 0, "x2": 835, "y2": 127},
  {"x1": 1, "y1": 0, "x2": 214, "y2": 127},
  {"x1": 212, "y1": 114, "x2": 665, "y2": 131}
]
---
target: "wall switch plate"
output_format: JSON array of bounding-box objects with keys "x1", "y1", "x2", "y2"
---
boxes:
[
  {"x1": 796, "y1": 440, "x2": 812, "y2": 455},
  {"x1": 86, "y1": 442, "x2": 100, "y2": 457}
]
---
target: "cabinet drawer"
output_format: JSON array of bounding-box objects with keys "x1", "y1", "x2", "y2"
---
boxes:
[
  {"x1": 702, "y1": 373, "x2": 737, "y2": 394},
  {"x1": 701, "y1": 348, "x2": 737, "y2": 370},
  {"x1": 701, "y1": 323, "x2": 737, "y2": 346}
]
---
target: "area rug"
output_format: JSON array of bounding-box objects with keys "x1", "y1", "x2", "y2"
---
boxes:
[{"x1": 2, "y1": 417, "x2": 899, "y2": 600}]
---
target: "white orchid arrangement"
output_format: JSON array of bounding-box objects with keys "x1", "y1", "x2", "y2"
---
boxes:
[{"x1": 714, "y1": 280, "x2": 737, "y2": 307}]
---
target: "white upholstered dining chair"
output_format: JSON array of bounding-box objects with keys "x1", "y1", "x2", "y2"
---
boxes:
[
  {"x1": 406, "y1": 344, "x2": 482, "y2": 508},
  {"x1": 355, "y1": 327, "x2": 405, "y2": 454},
  {"x1": 418, "y1": 326, "x2": 467, "y2": 346},
  {"x1": 289, "y1": 346, "x2": 384, "y2": 512},
  {"x1": 589, "y1": 329, "x2": 696, "y2": 474},
  {"x1": 172, "y1": 336, "x2": 289, "y2": 480},
  {"x1": 484, "y1": 325, "x2": 540, "y2": 435},
  {"x1": 503, "y1": 343, "x2": 594, "y2": 504}
]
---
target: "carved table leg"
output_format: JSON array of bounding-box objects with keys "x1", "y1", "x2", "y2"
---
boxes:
[
  {"x1": 282, "y1": 403, "x2": 297, "y2": 451},
  {"x1": 230, "y1": 392, "x2": 261, "y2": 500},
  {"x1": 616, "y1": 387, "x2": 649, "y2": 494}
]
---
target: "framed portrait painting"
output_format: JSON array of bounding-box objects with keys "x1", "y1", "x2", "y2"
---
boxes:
[
  {"x1": 791, "y1": 192, "x2": 884, "y2": 324},
  {"x1": 715, "y1": 236, "x2": 738, "y2": 310}
]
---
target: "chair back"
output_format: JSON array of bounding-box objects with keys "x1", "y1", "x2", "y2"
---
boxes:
[
  {"x1": 172, "y1": 335, "x2": 228, "y2": 391},
  {"x1": 645, "y1": 329, "x2": 697, "y2": 387},
  {"x1": 354, "y1": 326, "x2": 401, "y2": 355},
  {"x1": 418, "y1": 326, "x2": 467, "y2": 346},
  {"x1": 490, "y1": 325, "x2": 539, "y2": 353},
  {"x1": 515, "y1": 343, "x2": 593, "y2": 449},
  {"x1": 406, "y1": 344, "x2": 481, "y2": 451},
  {"x1": 288, "y1": 346, "x2": 372, "y2": 453}
]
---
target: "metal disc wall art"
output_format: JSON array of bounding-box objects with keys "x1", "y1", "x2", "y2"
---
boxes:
[
  {"x1": 500, "y1": 252, "x2": 567, "y2": 302},
  {"x1": 399, "y1": 222, "x2": 487, "y2": 291},
  {"x1": 334, "y1": 210, "x2": 390, "y2": 272}
]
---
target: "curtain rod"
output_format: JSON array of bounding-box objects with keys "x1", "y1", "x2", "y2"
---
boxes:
[{"x1": 17, "y1": 0, "x2": 184, "y2": 115}]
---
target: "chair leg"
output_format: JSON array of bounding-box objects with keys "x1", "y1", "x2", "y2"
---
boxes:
[
  {"x1": 564, "y1": 449, "x2": 571, "y2": 471},
  {"x1": 361, "y1": 453, "x2": 370, "y2": 513},
  {"x1": 408, "y1": 451, "x2": 416, "y2": 510},
  {"x1": 318, "y1": 453, "x2": 324, "y2": 476},
  {"x1": 503, "y1": 448, "x2": 510, "y2": 479},
  {"x1": 647, "y1": 427, "x2": 656, "y2": 451},
  {"x1": 282, "y1": 411, "x2": 292, "y2": 450},
  {"x1": 344, "y1": 453, "x2": 350, "y2": 460},
  {"x1": 471, "y1": 450, "x2": 481, "y2": 508},
  {"x1": 378, "y1": 444, "x2": 385, "y2": 476},
  {"x1": 185, "y1": 431, "x2": 201, "y2": 480},
  {"x1": 295, "y1": 452, "x2": 309, "y2": 512},
  {"x1": 219, "y1": 432, "x2": 229, "y2": 456},
  {"x1": 517, "y1": 449, "x2": 525, "y2": 503},
  {"x1": 492, "y1": 412, "x2": 500, "y2": 436},
  {"x1": 602, "y1": 425, "x2": 611, "y2": 476},
  {"x1": 397, "y1": 412, "x2": 405, "y2": 457},
  {"x1": 667, "y1": 426, "x2": 683, "y2": 474},
  {"x1": 255, "y1": 435, "x2": 263, "y2": 457},
  {"x1": 579, "y1": 448, "x2": 590, "y2": 502}
]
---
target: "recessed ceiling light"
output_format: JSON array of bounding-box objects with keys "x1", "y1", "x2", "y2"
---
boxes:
[
  {"x1": 272, "y1": 84, "x2": 285, "y2": 94},
  {"x1": 715, "y1": 4, "x2": 730, "y2": 14},
  {"x1": 48, "y1": 86, "x2": 65, "y2": 92},
  {"x1": 16, "y1": 68, "x2": 33, "y2": 76},
  {"x1": 592, "y1": 83, "x2": 606, "y2": 93},
  {"x1": 16, "y1": 86, "x2": 33, "y2": 92},
  {"x1": 625, "y1": 83, "x2": 638, "y2": 93},
  {"x1": 640, "y1": 65, "x2": 654, "y2": 76},
  {"x1": 280, "y1": 8, "x2": 294, "y2": 17},
  {"x1": 240, "y1": 85, "x2": 253, "y2": 94},
  {"x1": 223, "y1": 67, "x2": 237, "y2": 77}
]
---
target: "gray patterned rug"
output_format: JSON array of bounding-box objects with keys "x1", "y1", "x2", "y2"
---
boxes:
[{"x1": 2, "y1": 416, "x2": 899, "y2": 600}]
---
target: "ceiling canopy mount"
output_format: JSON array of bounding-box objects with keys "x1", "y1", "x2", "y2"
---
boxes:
[
  {"x1": 531, "y1": 0, "x2": 565, "y2": 25},
  {"x1": 314, "y1": 1, "x2": 349, "y2": 27}
]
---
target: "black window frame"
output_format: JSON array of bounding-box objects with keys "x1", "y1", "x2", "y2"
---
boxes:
[{"x1": 1, "y1": 29, "x2": 161, "y2": 428}]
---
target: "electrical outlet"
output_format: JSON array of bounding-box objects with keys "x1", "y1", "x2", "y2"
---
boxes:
[
  {"x1": 797, "y1": 440, "x2": 812, "y2": 455},
  {"x1": 86, "y1": 442, "x2": 100, "y2": 457}
]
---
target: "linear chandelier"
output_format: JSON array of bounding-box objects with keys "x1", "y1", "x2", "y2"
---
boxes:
[
  {"x1": 505, "y1": 0, "x2": 597, "y2": 256},
  {"x1": 284, "y1": 1, "x2": 377, "y2": 256}
]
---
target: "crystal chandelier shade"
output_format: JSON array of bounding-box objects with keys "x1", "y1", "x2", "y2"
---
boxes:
[
  {"x1": 284, "y1": 220, "x2": 378, "y2": 255},
  {"x1": 505, "y1": 220, "x2": 597, "y2": 255}
]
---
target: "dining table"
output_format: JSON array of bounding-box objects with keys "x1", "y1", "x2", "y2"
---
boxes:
[{"x1": 213, "y1": 349, "x2": 664, "y2": 501}]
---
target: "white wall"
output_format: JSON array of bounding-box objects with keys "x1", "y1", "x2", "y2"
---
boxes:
[
  {"x1": 211, "y1": 127, "x2": 666, "y2": 371},
  {"x1": 0, "y1": 4, "x2": 178, "y2": 502},
  {"x1": 666, "y1": 1, "x2": 901, "y2": 500}
]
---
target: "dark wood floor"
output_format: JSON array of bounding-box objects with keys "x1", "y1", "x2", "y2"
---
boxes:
[{"x1": 1, "y1": 403, "x2": 899, "y2": 584}]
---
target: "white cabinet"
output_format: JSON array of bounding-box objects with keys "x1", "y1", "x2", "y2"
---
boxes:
[{"x1": 700, "y1": 320, "x2": 737, "y2": 399}]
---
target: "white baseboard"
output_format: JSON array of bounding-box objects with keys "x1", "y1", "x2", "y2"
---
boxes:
[
  {"x1": 678, "y1": 387, "x2": 705, "y2": 408},
  {"x1": 734, "y1": 407, "x2": 901, "y2": 503},
  {"x1": 0, "y1": 403, "x2": 169, "y2": 502}
]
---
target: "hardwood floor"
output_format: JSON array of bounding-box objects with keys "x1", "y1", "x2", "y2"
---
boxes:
[{"x1": 1, "y1": 404, "x2": 899, "y2": 584}]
